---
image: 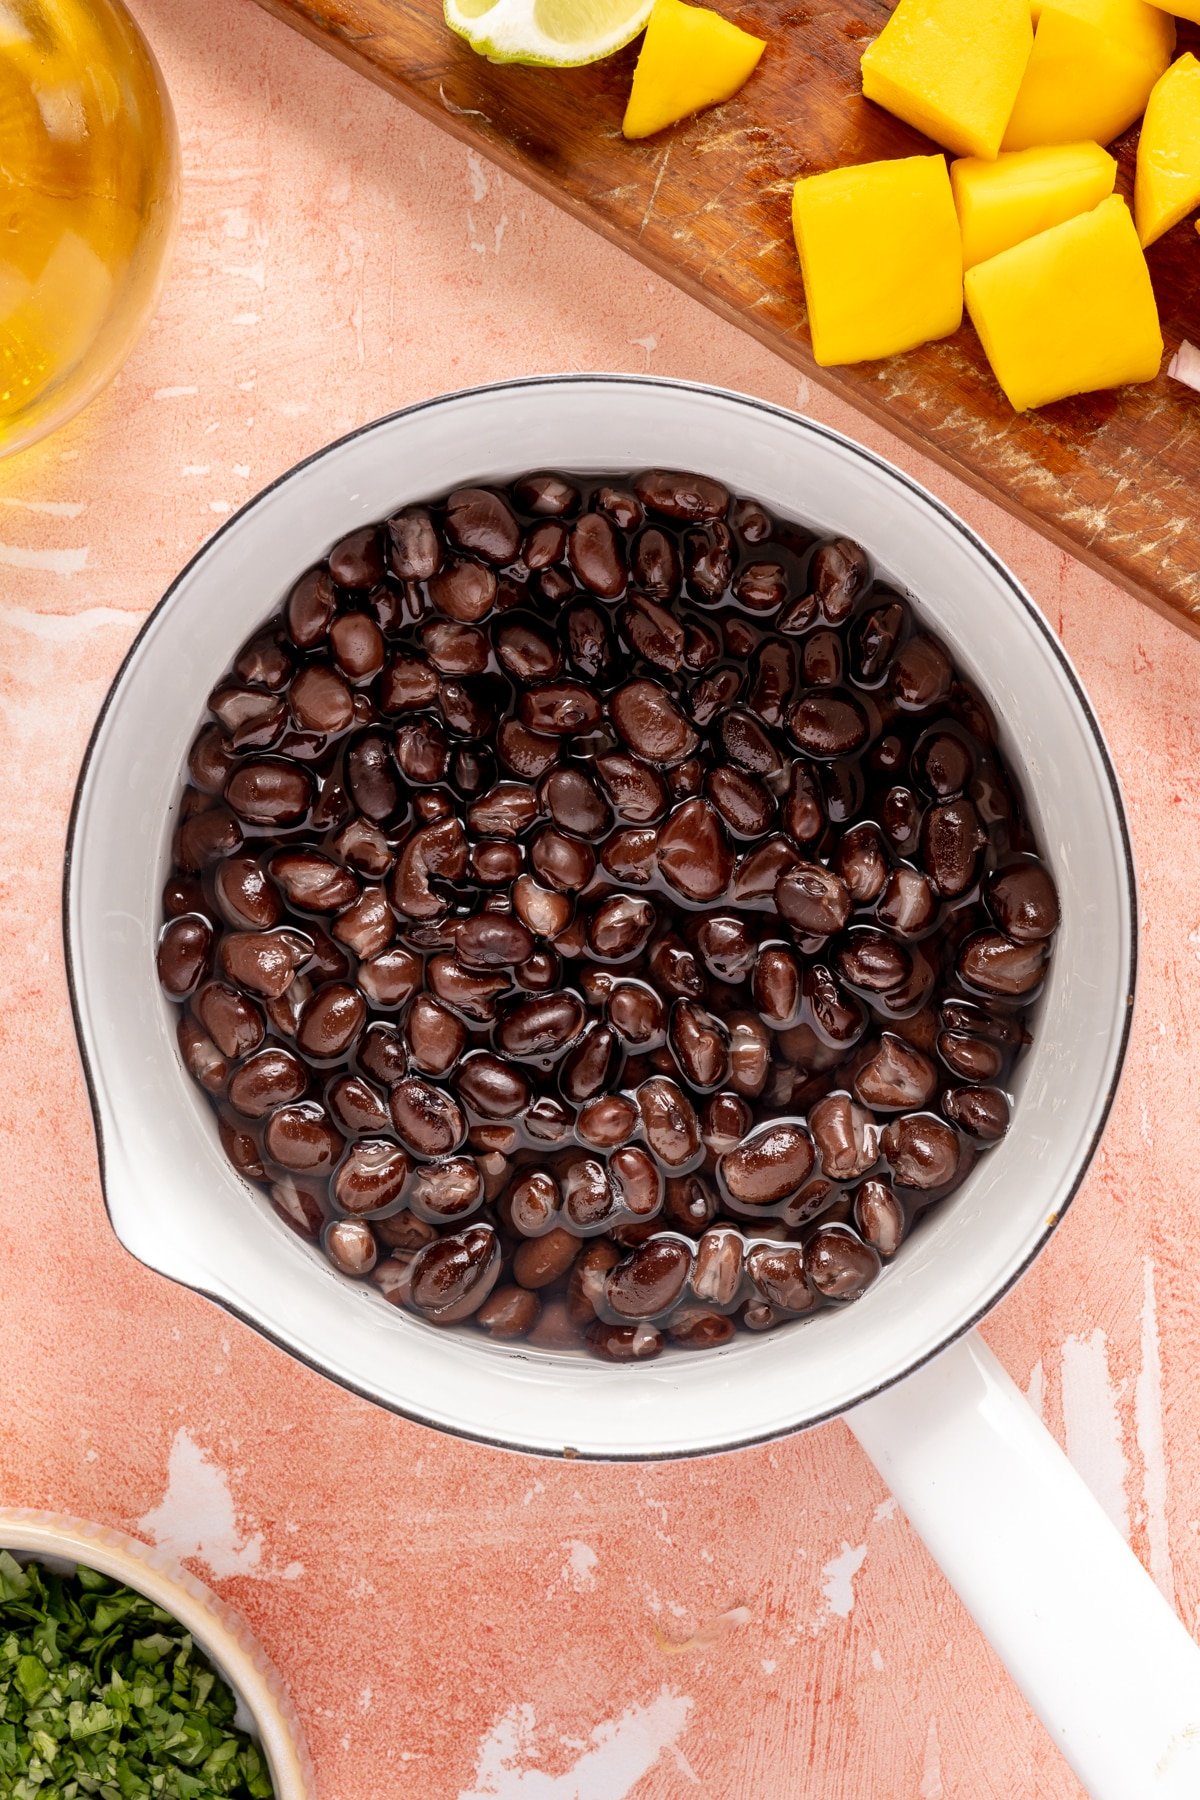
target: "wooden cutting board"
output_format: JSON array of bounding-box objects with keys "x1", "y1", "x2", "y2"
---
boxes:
[{"x1": 250, "y1": 0, "x2": 1200, "y2": 635}]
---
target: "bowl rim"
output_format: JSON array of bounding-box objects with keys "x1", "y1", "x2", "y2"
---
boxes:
[
  {"x1": 63, "y1": 372, "x2": 1138, "y2": 1459},
  {"x1": 0, "y1": 1507, "x2": 314, "y2": 1798}
]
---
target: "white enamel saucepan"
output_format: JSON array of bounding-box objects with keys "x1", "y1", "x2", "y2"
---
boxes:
[{"x1": 65, "y1": 376, "x2": 1200, "y2": 1797}]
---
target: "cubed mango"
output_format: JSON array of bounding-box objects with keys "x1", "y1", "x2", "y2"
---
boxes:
[
  {"x1": 1147, "y1": 0, "x2": 1200, "y2": 24},
  {"x1": 792, "y1": 155, "x2": 962, "y2": 367},
  {"x1": 1135, "y1": 53, "x2": 1200, "y2": 246},
  {"x1": 622, "y1": 0, "x2": 765, "y2": 140},
  {"x1": 964, "y1": 195, "x2": 1162, "y2": 410},
  {"x1": 951, "y1": 142, "x2": 1116, "y2": 267},
  {"x1": 861, "y1": 0, "x2": 1033, "y2": 160},
  {"x1": 1002, "y1": 0, "x2": 1175, "y2": 150}
]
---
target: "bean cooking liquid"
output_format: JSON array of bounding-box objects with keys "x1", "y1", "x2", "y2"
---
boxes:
[{"x1": 157, "y1": 470, "x2": 1060, "y2": 1360}]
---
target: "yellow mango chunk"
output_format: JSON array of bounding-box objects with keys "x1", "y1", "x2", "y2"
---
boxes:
[
  {"x1": 792, "y1": 155, "x2": 962, "y2": 368},
  {"x1": 1135, "y1": 53, "x2": 1200, "y2": 246},
  {"x1": 861, "y1": 0, "x2": 1033, "y2": 160},
  {"x1": 1002, "y1": 0, "x2": 1175, "y2": 150},
  {"x1": 622, "y1": 0, "x2": 765, "y2": 139},
  {"x1": 952, "y1": 142, "x2": 1116, "y2": 268},
  {"x1": 1147, "y1": 0, "x2": 1200, "y2": 23},
  {"x1": 964, "y1": 195, "x2": 1162, "y2": 410}
]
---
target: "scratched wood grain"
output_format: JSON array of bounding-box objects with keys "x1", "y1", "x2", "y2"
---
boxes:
[{"x1": 248, "y1": 0, "x2": 1200, "y2": 633}]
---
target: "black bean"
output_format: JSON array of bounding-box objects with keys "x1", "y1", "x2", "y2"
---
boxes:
[
  {"x1": 836, "y1": 928, "x2": 912, "y2": 994},
  {"x1": 607, "y1": 1238, "x2": 691, "y2": 1318},
  {"x1": 286, "y1": 569, "x2": 336, "y2": 648},
  {"x1": 389, "y1": 1078, "x2": 467, "y2": 1157},
  {"x1": 328, "y1": 526, "x2": 385, "y2": 589},
  {"x1": 511, "y1": 472, "x2": 579, "y2": 516},
  {"x1": 446, "y1": 488, "x2": 521, "y2": 564},
  {"x1": 721, "y1": 1122, "x2": 815, "y2": 1204},
  {"x1": 684, "y1": 522, "x2": 734, "y2": 599},
  {"x1": 264, "y1": 1102, "x2": 344, "y2": 1173},
  {"x1": 787, "y1": 692, "x2": 869, "y2": 759},
  {"x1": 408, "y1": 1159, "x2": 486, "y2": 1223},
  {"x1": 632, "y1": 527, "x2": 681, "y2": 598},
  {"x1": 611, "y1": 680, "x2": 698, "y2": 767},
  {"x1": 811, "y1": 537, "x2": 869, "y2": 623},
  {"x1": 620, "y1": 593, "x2": 686, "y2": 670},
  {"x1": 594, "y1": 752, "x2": 669, "y2": 822},
  {"x1": 692, "y1": 1227, "x2": 744, "y2": 1306},
  {"x1": 777, "y1": 864, "x2": 852, "y2": 938},
  {"x1": 853, "y1": 1178, "x2": 905, "y2": 1257},
  {"x1": 752, "y1": 943, "x2": 802, "y2": 1029},
  {"x1": 568, "y1": 512, "x2": 626, "y2": 597},
  {"x1": 157, "y1": 916, "x2": 213, "y2": 999},
  {"x1": 476, "y1": 1285, "x2": 541, "y2": 1338},
  {"x1": 986, "y1": 861, "x2": 1060, "y2": 942},
  {"x1": 409, "y1": 1224, "x2": 500, "y2": 1318},
  {"x1": 457, "y1": 1052, "x2": 531, "y2": 1119},
  {"x1": 959, "y1": 931, "x2": 1049, "y2": 997},
  {"x1": 324, "y1": 1219, "x2": 377, "y2": 1277},
  {"x1": 530, "y1": 827, "x2": 595, "y2": 893},
  {"x1": 809, "y1": 1092, "x2": 879, "y2": 1180},
  {"x1": 637, "y1": 1076, "x2": 701, "y2": 1169},
  {"x1": 496, "y1": 992, "x2": 586, "y2": 1061},
  {"x1": 657, "y1": 799, "x2": 733, "y2": 902},
  {"x1": 564, "y1": 603, "x2": 616, "y2": 680},
  {"x1": 942, "y1": 1085, "x2": 1010, "y2": 1141},
  {"x1": 747, "y1": 1244, "x2": 818, "y2": 1313},
  {"x1": 706, "y1": 766, "x2": 775, "y2": 838},
  {"x1": 923, "y1": 798, "x2": 985, "y2": 897},
  {"x1": 587, "y1": 895, "x2": 657, "y2": 962},
  {"x1": 733, "y1": 561, "x2": 787, "y2": 613},
  {"x1": 634, "y1": 469, "x2": 728, "y2": 520},
  {"x1": 853, "y1": 1034, "x2": 938, "y2": 1110},
  {"x1": 805, "y1": 1227, "x2": 880, "y2": 1300},
  {"x1": 513, "y1": 1225, "x2": 578, "y2": 1288},
  {"x1": 519, "y1": 681, "x2": 603, "y2": 737},
  {"x1": 881, "y1": 1113, "x2": 960, "y2": 1188},
  {"x1": 892, "y1": 635, "x2": 953, "y2": 709},
  {"x1": 668, "y1": 1000, "x2": 730, "y2": 1092},
  {"x1": 387, "y1": 505, "x2": 442, "y2": 580}
]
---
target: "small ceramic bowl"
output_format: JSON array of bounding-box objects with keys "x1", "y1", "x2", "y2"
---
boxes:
[{"x1": 0, "y1": 1509, "x2": 313, "y2": 1799}]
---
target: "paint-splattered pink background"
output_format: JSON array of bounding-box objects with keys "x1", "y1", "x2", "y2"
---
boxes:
[{"x1": 1, "y1": 1, "x2": 1197, "y2": 1792}]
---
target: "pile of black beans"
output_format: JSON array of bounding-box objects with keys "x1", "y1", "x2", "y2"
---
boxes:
[{"x1": 157, "y1": 469, "x2": 1060, "y2": 1361}]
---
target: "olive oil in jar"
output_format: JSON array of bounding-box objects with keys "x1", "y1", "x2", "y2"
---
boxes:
[{"x1": 0, "y1": 0, "x2": 178, "y2": 457}]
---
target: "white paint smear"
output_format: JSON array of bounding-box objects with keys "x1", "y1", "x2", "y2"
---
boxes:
[
  {"x1": 0, "y1": 539, "x2": 87, "y2": 575},
  {"x1": 0, "y1": 496, "x2": 84, "y2": 517},
  {"x1": 466, "y1": 148, "x2": 489, "y2": 202},
  {"x1": 3, "y1": 603, "x2": 141, "y2": 640},
  {"x1": 821, "y1": 1541, "x2": 868, "y2": 1619},
  {"x1": 137, "y1": 1428, "x2": 264, "y2": 1578},
  {"x1": 154, "y1": 385, "x2": 198, "y2": 399},
  {"x1": 562, "y1": 1541, "x2": 597, "y2": 1590},
  {"x1": 1026, "y1": 1356, "x2": 1045, "y2": 1422},
  {"x1": 460, "y1": 1690, "x2": 693, "y2": 1800},
  {"x1": 919, "y1": 1716, "x2": 944, "y2": 1799},
  {"x1": 1061, "y1": 1329, "x2": 1130, "y2": 1540},
  {"x1": 1136, "y1": 1256, "x2": 1176, "y2": 1605}
]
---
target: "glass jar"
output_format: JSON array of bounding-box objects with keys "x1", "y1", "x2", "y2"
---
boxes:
[{"x1": 0, "y1": 0, "x2": 179, "y2": 457}]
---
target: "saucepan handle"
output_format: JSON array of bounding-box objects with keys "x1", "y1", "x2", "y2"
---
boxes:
[{"x1": 848, "y1": 1331, "x2": 1200, "y2": 1799}]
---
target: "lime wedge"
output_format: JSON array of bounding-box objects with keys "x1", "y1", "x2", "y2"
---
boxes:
[{"x1": 445, "y1": 0, "x2": 652, "y2": 66}]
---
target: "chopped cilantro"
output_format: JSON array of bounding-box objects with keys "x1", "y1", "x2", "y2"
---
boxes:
[{"x1": 0, "y1": 1554, "x2": 274, "y2": 1797}]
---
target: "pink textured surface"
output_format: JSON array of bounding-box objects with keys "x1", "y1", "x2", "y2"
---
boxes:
[{"x1": 1, "y1": 1, "x2": 1198, "y2": 1794}]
